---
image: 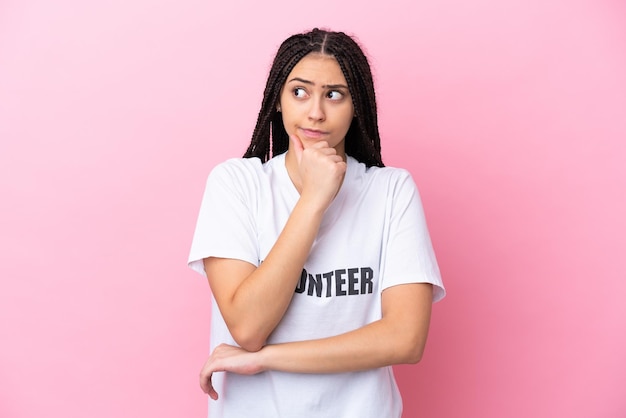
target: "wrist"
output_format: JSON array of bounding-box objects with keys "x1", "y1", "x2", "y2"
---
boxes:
[
  {"x1": 257, "y1": 344, "x2": 275, "y2": 372},
  {"x1": 295, "y1": 194, "x2": 329, "y2": 218}
]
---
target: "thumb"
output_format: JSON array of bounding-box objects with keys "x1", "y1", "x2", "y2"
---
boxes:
[{"x1": 289, "y1": 134, "x2": 304, "y2": 164}]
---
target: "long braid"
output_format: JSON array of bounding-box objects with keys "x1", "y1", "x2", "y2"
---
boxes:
[
  {"x1": 335, "y1": 37, "x2": 382, "y2": 167},
  {"x1": 244, "y1": 39, "x2": 308, "y2": 160},
  {"x1": 244, "y1": 28, "x2": 384, "y2": 168}
]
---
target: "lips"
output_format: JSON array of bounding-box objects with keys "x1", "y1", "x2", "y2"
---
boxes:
[{"x1": 299, "y1": 127, "x2": 329, "y2": 139}]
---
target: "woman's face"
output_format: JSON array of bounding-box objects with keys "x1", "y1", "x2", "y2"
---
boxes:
[{"x1": 279, "y1": 53, "x2": 354, "y2": 156}]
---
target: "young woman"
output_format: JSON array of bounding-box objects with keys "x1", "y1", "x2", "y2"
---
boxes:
[{"x1": 188, "y1": 28, "x2": 445, "y2": 418}]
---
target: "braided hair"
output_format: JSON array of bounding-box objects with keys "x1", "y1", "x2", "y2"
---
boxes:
[{"x1": 243, "y1": 28, "x2": 384, "y2": 168}]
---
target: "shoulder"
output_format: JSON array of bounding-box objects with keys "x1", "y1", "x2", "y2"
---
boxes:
[
  {"x1": 209, "y1": 157, "x2": 264, "y2": 180},
  {"x1": 199, "y1": 158, "x2": 265, "y2": 204},
  {"x1": 349, "y1": 157, "x2": 417, "y2": 195},
  {"x1": 206, "y1": 155, "x2": 286, "y2": 198},
  {"x1": 206, "y1": 157, "x2": 266, "y2": 188},
  {"x1": 209, "y1": 154, "x2": 285, "y2": 179}
]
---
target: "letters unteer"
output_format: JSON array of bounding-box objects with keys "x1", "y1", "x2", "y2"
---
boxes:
[{"x1": 295, "y1": 267, "x2": 374, "y2": 297}]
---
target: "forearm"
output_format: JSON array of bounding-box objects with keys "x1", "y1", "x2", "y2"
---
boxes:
[
  {"x1": 199, "y1": 284, "x2": 433, "y2": 398},
  {"x1": 217, "y1": 198, "x2": 327, "y2": 350},
  {"x1": 256, "y1": 283, "x2": 433, "y2": 372},
  {"x1": 259, "y1": 316, "x2": 428, "y2": 374},
  {"x1": 198, "y1": 320, "x2": 418, "y2": 401}
]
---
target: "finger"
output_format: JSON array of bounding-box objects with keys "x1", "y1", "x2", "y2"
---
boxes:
[
  {"x1": 200, "y1": 373, "x2": 210, "y2": 394},
  {"x1": 328, "y1": 155, "x2": 345, "y2": 163},
  {"x1": 308, "y1": 140, "x2": 331, "y2": 150},
  {"x1": 289, "y1": 134, "x2": 304, "y2": 164},
  {"x1": 316, "y1": 147, "x2": 339, "y2": 156},
  {"x1": 208, "y1": 385, "x2": 219, "y2": 401},
  {"x1": 200, "y1": 372, "x2": 220, "y2": 400}
]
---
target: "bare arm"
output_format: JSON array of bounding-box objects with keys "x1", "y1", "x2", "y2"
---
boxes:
[
  {"x1": 199, "y1": 283, "x2": 433, "y2": 399},
  {"x1": 204, "y1": 199, "x2": 323, "y2": 352},
  {"x1": 205, "y1": 137, "x2": 346, "y2": 352},
  {"x1": 261, "y1": 283, "x2": 433, "y2": 371}
]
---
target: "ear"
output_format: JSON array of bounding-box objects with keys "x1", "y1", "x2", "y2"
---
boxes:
[{"x1": 276, "y1": 104, "x2": 282, "y2": 112}]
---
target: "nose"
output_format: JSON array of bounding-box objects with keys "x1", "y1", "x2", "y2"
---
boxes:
[{"x1": 307, "y1": 96, "x2": 325, "y2": 122}]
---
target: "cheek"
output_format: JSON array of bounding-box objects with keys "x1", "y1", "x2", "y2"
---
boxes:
[
  {"x1": 281, "y1": 110, "x2": 295, "y2": 127},
  {"x1": 339, "y1": 108, "x2": 354, "y2": 129},
  {"x1": 280, "y1": 111, "x2": 298, "y2": 135}
]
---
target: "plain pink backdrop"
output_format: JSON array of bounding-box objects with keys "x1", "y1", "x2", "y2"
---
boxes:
[{"x1": 1, "y1": 0, "x2": 625, "y2": 417}]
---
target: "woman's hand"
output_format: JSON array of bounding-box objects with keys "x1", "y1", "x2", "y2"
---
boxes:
[
  {"x1": 290, "y1": 134, "x2": 346, "y2": 211},
  {"x1": 199, "y1": 344, "x2": 264, "y2": 400}
]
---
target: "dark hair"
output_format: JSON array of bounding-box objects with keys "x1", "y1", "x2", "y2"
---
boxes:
[{"x1": 243, "y1": 28, "x2": 384, "y2": 167}]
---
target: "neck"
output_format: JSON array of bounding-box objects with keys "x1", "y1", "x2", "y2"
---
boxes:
[{"x1": 285, "y1": 149, "x2": 303, "y2": 193}]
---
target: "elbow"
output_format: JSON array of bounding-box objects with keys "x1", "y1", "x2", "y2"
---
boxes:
[
  {"x1": 397, "y1": 336, "x2": 427, "y2": 364},
  {"x1": 231, "y1": 327, "x2": 267, "y2": 352},
  {"x1": 404, "y1": 345, "x2": 425, "y2": 364},
  {"x1": 239, "y1": 340, "x2": 265, "y2": 353}
]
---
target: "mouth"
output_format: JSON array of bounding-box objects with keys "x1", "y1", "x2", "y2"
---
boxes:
[{"x1": 298, "y1": 127, "x2": 329, "y2": 139}]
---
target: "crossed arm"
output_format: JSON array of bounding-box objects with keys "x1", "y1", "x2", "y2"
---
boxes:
[
  {"x1": 198, "y1": 139, "x2": 434, "y2": 399},
  {"x1": 199, "y1": 268, "x2": 433, "y2": 399},
  {"x1": 201, "y1": 242, "x2": 433, "y2": 400}
]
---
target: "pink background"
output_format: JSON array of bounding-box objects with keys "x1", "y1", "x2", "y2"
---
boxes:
[{"x1": 1, "y1": 0, "x2": 625, "y2": 417}]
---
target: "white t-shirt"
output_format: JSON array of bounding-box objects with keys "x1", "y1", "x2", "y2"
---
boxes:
[{"x1": 189, "y1": 152, "x2": 445, "y2": 418}]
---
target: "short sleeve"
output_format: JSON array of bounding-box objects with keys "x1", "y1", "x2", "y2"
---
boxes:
[
  {"x1": 187, "y1": 159, "x2": 260, "y2": 277},
  {"x1": 380, "y1": 170, "x2": 445, "y2": 302}
]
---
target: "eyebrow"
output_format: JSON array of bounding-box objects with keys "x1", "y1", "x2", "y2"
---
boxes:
[{"x1": 287, "y1": 77, "x2": 348, "y2": 90}]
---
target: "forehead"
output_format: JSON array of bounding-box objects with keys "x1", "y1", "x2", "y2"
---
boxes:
[{"x1": 286, "y1": 53, "x2": 347, "y2": 85}]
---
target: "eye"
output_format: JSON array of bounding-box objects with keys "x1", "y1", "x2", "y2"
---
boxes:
[
  {"x1": 293, "y1": 87, "x2": 308, "y2": 98},
  {"x1": 327, "y1": 90, "x2": 344, "y2": 100}
]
